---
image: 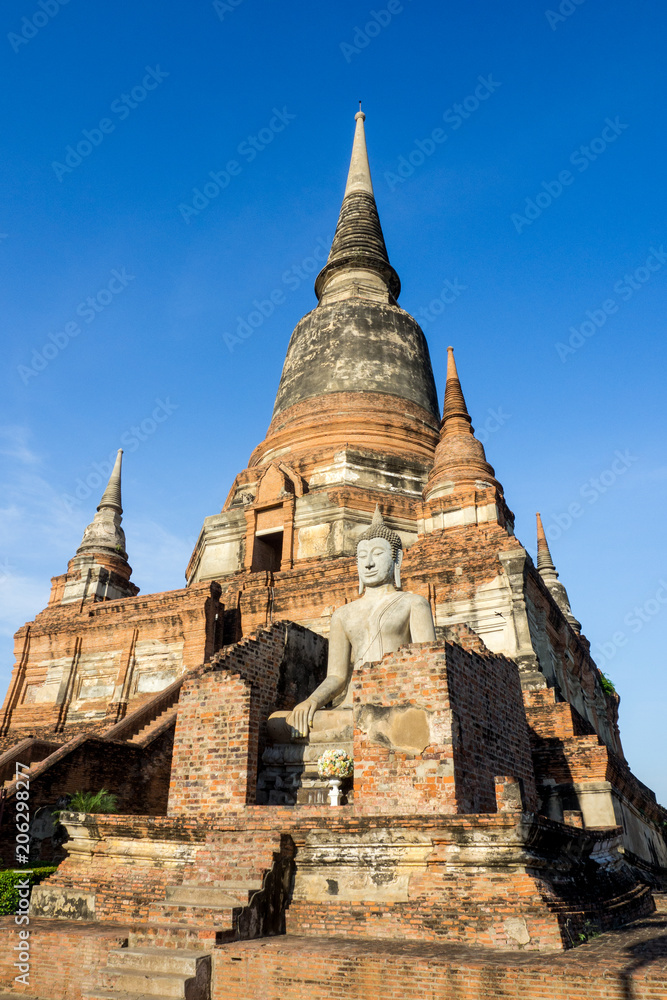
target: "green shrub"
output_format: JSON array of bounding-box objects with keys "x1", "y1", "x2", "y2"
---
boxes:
[
  {"x1": 53, "y1": 788, "x2": 118, "y2": 820},
  {"x1": 0, "y1": 868, "x2": 57, "y2": 916},
  {"x1": 599, "y1": 673, "x2": 616, "y2": 696},
  {"x1": 69, "y1": 788, "x2": 118, "y2": 813}
]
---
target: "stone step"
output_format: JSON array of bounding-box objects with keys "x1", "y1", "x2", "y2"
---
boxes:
[
  {"x1": 84, "y1": 991, "x2": 179, "y2": 1000},
  {"x1": 211, "y1": 878, "x2": 263, "y2": 892},
  {"x1": 148, "y1": 902, "x2": 236, "y2": 929},
  {"x1": 98, "y1": 967, "x2": 200, "y2": 999},
  {"x1": 106, "y1": 946, "x2": 210, "y2": 976},
  {"x1": 183, "y1": 869, "x2": 267, "y2": 885},
  {"x1": 653, "y1": 893, "x2": 667, "y2": 913},
  {"x1": 189, "y1": 862, "x2": 269, "y2": 875},
  {"x1": 166, "y1": 879, "x2": 262, "y2": 907},
  {"x1": 129, "y1": 924, "x2": 217, "y2": 950}
]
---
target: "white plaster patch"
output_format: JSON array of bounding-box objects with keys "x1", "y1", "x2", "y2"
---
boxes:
[
  {"x1": 133, "y1": 639, "x2": 184, "y2": 694},
  {"x1": 22, "y1": 656, "x2": 70, "y2": 704},
  {"x1": 435, "y1": 577, "x2": 514, "y2": 655},
  {"x1": 77, "y1": 676, "x2": 115, "y2": 700},
  {"x1": 504, "y1": 916, "x2": 530, "y2": 945},
  {"x1": 296, "y1": 523, "x2": 330, "y2": 559}
]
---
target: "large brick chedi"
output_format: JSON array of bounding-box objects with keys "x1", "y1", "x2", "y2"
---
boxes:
[{"x1": 1, "y1": 109, "x2": 666, "y2": 1000}]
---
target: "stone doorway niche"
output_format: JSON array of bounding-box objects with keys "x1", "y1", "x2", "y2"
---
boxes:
[{"x1": 252, "y1": 529, "x2": 284, "y2": 571}]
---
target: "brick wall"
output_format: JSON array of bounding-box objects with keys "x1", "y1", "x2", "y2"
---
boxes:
[
  {"x1": 0, "y1": 728, "x2": 174, "y2": 866},
  {"x1": 405, "y1": 522, "x2": 624, "y2": 756},
  {"x1": 525, "y1": 688, "x2": 667, "y2": 831},
  {"x1": 351, "y1": 641, "x2": 537, "y2": 814},
  {"x1": 523, "y1": 687, "x2": 596, "y2": 740},
  {"x1": 2, "y1": 913, "x2": 665, "y2": 1000},
  {"x1": 32, "y1": 813, "x2": 287, "y2": 924},
  {"x1": 286, "y1": 867, "x2": 567, "y2": 950},
  {"x1": 168, "y1": 622, "x2": 327, "y2": 816},
  {"x1": 168, "y1": 626, "x2": 286, "y2": 815},
  {"x1": 213, "y1": 929, "x2": 667, "y2": 1000},
  {"x1": 34, "y1": 810, "x2": 652, "y2": 951},
  {"x1": 449, "y1": 641, "x2": 538, "y2": 812},
  {"x1": 0, "y1": 917, "x2": 128, "y2": 1000}
]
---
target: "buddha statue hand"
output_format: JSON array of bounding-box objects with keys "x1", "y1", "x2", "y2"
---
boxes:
[{"x1": 286, "y1": 696, "x2": 319, "y2": 738}]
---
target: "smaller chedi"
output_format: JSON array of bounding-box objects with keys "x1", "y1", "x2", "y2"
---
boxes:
[{"x1": 263, "y1": 507, "x2": 436, "y2": 802}]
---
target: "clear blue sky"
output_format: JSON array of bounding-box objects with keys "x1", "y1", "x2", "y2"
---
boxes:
[{"x1": 1, "y1": 0, "x2": 666, "y2": 800}]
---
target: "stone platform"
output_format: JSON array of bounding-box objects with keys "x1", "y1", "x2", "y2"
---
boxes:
[
  {"x1": 213, "y1": 911, "x2": 667, "y2": 1000},
  {"x1": 24, "y1": 807, "x2": 654, "y2": 951},
  {"x1": 2, "y1": 910, "x2": 667, "y2": 1000}
]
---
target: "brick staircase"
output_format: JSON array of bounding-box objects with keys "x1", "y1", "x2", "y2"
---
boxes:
[
  {"x1": 523, "y1": 687, "x2": 611, "y2": 787},
  {"x1": 80, "y1": 832, "x2": 294, "y2": 1000},
  {"x1": 83, "y1": 946, "x2": 211, "y2": 1000},
  {"x1": 134, "y1": 878, "x2": 264, "y2": 949},
  {"x1": 101, "y1": 676, "x2": 184, "y2": 745},
  {"x1": 523, "y1": 687, "x2": 597, "y2": 740},
  {"x1": 0, "y1": 737, "x2": 61, "y2": 789},
  {"x1": 0, "y1": 676, "x2": 185, "y2": 795},
  {"x1": 0, "y1": 680, "x2": 183, "y2": 808},
  {"x1": 126, "y1": 707, "x2": 179, "y2": 745}
]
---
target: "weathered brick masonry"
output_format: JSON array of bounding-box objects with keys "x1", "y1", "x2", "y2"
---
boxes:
[
  {"x1": 168, "y1": 622, "x2": 327, "y2": 815},
  {"x1": 352, "y1": 640, "x2": 537, "y2": 814},
  {"x1": 27, "y1": 810, "x2": 653, "y2": 944},
  {"x1": 1, "y1": 581, "x2": 222, "y2": 735},
  {"x1": 0, "y1": 919, "x2": 129, "y2": 1000},
  {"x1": 213, "y1": 923, "x2": 667, "y2": 1000},
  {"x1": 3, "y1": 915, "x2": 667, "y2": 1000},
  {"x1": 0, "y1": 731, "x2": 174, "y2": 867}
]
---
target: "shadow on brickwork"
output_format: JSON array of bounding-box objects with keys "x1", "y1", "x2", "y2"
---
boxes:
[
  {"x1": 521, "y1": 728, "x2": 656, "y2": 948},
  {"x1": 617, "y1": 916, "x2": 667, "y2": 999}
]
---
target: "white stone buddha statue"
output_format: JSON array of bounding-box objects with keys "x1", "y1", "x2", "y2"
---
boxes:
[{"x1": 284, "y1": 507, "x2": 436, "y2": 738}]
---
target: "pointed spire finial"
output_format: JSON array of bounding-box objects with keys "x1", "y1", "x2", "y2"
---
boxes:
[
  {"x1": 58, "y1": 446, "x2": 137, "y2": 604},
  {"x1": 424, "y1": 345, "x2": 502, "y2": 501},
  {"x1": 98, "y1": 449, "x2": 123, "y2": 514},
  {"x1": 344, "y1": 106, "x2": 373, "y2": 197},
  {"x1": 314, "y1": 110, "x2": 400, "y2": 301},
  {"x1": 73, "y1": 448, "x2": 129, "y2": 565},
  {"x1": 536, "y1": 512, "x2": 556, "y2": 574},
  {"x1": 535, "y1": 512, "x2": 581, "y2": 633},
  {"x1": 442, "y1": 346, "x2": 472, "y2": 425}
]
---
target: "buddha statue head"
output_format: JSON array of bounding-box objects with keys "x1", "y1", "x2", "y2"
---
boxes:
[{"x1": 356, "y1": 506, "x2": 403, "y2": 593}]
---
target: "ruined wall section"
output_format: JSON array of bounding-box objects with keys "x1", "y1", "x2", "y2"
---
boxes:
[
  {"x1": 352, "y1": 640, "x2": 537, "y2": 815},
  {"x1": 525, "y1": 687, "x2": 667, "y2": 873},
  {"x1": 522, "y1": 570, "x2": 621, "y2": 755},
  {"x1": 168, "y1": 622, "x2": 327, "y2": 816},
  {"x1": 404, "y1": 523, "x2": 621, "y2": 756},
  {"x1": 1, "y1": 582, "x2": 222, "y2": 735}
]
